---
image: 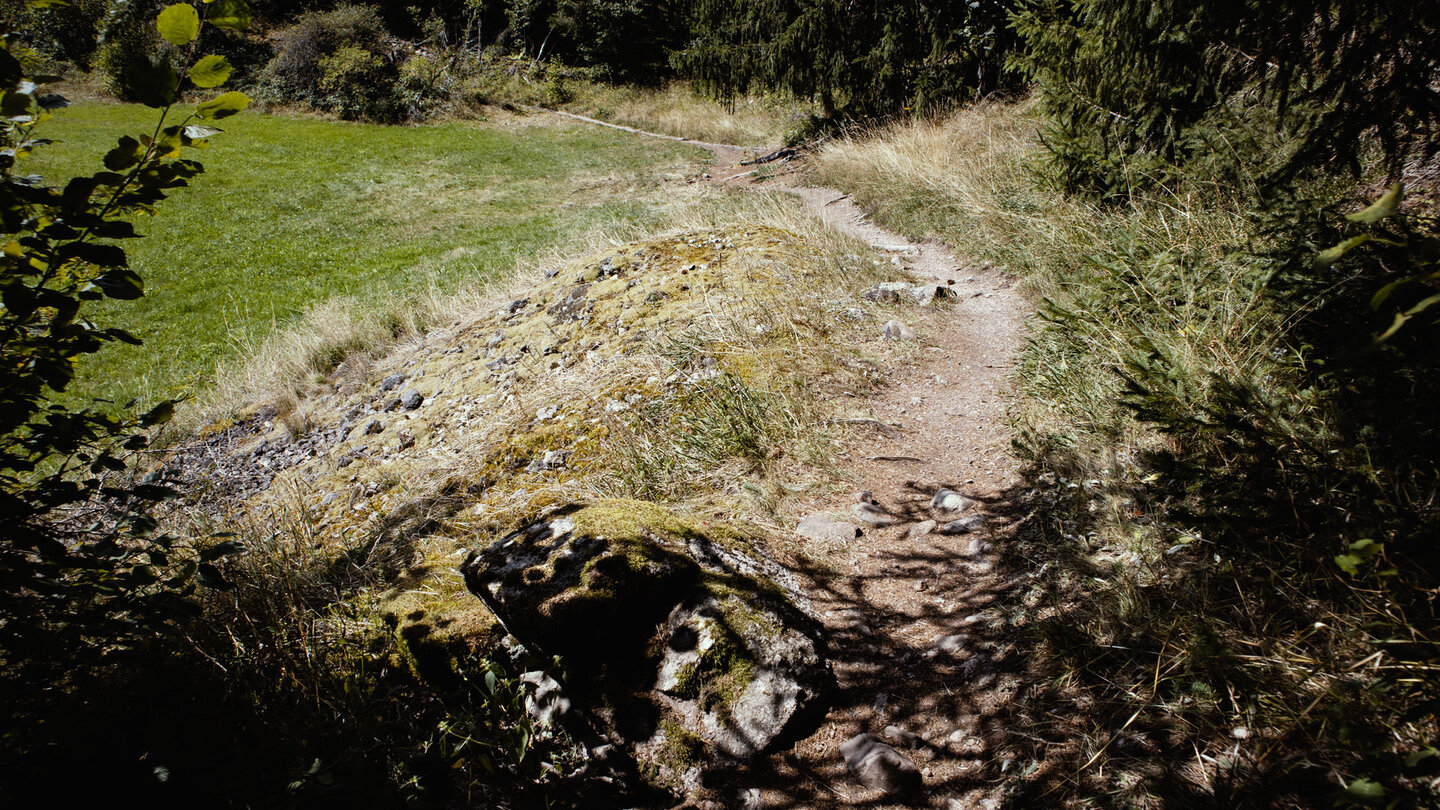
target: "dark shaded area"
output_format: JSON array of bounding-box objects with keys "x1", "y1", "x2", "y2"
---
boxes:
[{"x1": 694, "y1": 483, "x2": 1047, "y2": 808}]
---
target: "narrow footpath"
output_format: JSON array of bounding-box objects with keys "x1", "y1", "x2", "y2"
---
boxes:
[{"x1": 542, "y1": 107, "x2": 1033, "y2": 809}]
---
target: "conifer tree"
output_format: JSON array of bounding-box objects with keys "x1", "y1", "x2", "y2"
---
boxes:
[
  {"x1": 1011, "y1": 0, "x2": 1440, "y2": 197},
  {"x1": 675, "y1": 0, "x2": 1020, "y2": 118}
]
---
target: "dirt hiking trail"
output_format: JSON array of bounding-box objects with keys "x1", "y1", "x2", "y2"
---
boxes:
[{"x1": 541, "y1": 107, "x2": 1034, "y2": 809}]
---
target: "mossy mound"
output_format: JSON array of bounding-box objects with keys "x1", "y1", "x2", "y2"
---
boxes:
[
  {"x1": 174, "y1": 224, "x2": 886, "y2": 732},
  {"x1": 460, "y1": 500, "x2": 833, "y2": 794}
]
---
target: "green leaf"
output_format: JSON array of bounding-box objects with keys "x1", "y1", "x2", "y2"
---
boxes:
[
  {"x1": 1335, "y1": 539, "x2": 1383, "y2": 574},
  {"x1": 1349, "y1": 538, "x2": 1380, "y2": 554},
  {"x1": 167, "y1": 559, "x2": 197, "y2": 587},
  {"x1": 92, "y1": 219, "x2": 139, "y2": 239},
  {"x1": 182, "y1": 124, "x2": 222, "y2": 140},
  {"x1": 1, "y1": 89, "x2": 32, "y2": 117},
  {"x1": 189, "y1": 54, "x2": 232, "y2": 88},
  {"x1": 1315, "y1": 234, "x2": 1369, "y2": 270},
  {"x1": 195, "y1": 90, "x2": 249, "y2": 120},
  {"x1": 141, "y1": 400, "x2": 174, "y2": 426},
  {"x1": 90, "y1": 455, "x2": 127, "y2": 472},
  {"x1": 197, "y1": 562, "x2": 234, "y2": 590},
  {"x1": 126, "y1": 56, "x2": 178, "y2": 109},
  {"x1": 204, "y1": 0, "x2": 251, "y2": 31},
  {"x1": 103, "y1": 135, "x2": 144, "y2": 171},
  {"x1": 0, "y1": 49, "x2": 19, "y2": 87},
  {"x1": 147, "y1": 125, "x2": 182, "y2": 158},
  {"x1": 2, "y1": 283, "x2": 37, "y2": 317},
  {"x1": 1369, "y1": 275, "x2": 1405, "y2": 309},
  {"x1": 58, "y1": 241, "x2": 128, "y2": 268},
  {"x1": 1346, "y1": 184, "x2": 1403, "y2": 224},
  {"x1": 156, "y1": 3, "x2": 201, "y2": 46},
  {"x1": 93, "y1": 268, "x2": 145, "y2": 299},
  {"x1": 1405, "y1": 747, "x2": 1438, "y2": 769},
  {"x1": 200, "y1": 540, "x2": 246, "y2": 561},
  {"x1": 1374, "y1": 312, "x2": 1407, "y2": 344},
  {"x1": 1345, "y1": 778, "x2": 1385, "y2": 804},
  {"x1": 1403, "y1": 292, "x2": 1440, "y2": 318}
]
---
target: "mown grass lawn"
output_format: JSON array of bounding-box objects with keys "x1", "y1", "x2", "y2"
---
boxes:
[{"x1": 27, "y1": 102, "x2": 705, "y2": 405}]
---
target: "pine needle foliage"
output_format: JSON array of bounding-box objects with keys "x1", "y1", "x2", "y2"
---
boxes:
[
  {"x1": 1011, "y1": 0, "x2": 1440, "y2": 198},
  {"x1": 675, "y1": 0, "x2": 1023, "y2": 119}
]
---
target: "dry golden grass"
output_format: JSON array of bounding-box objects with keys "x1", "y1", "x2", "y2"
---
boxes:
[
  {"x1": 809, "y1": 98, "x2": 1264, "y2": 455},
  {"x1": 562, "y1": 82, "x2": 809, "y2": 146}
]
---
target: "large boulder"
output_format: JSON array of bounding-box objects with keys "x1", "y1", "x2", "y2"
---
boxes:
[{"x1": 461, "y1": 499, "x2": 832, "y2": 793}]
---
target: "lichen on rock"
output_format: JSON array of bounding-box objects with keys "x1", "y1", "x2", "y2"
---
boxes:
[{"x1": 460, "y1": 499, "x2": 833, "y2": 794}]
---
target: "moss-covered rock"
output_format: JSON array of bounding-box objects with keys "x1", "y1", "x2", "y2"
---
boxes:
[{"x1": 460, "y1": 500, "x2": 832, "y2": 794}]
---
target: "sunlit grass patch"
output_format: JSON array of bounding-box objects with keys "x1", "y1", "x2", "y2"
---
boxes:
[{"x1": 26, "y1": 101, "x2": 707, "y2": 406}]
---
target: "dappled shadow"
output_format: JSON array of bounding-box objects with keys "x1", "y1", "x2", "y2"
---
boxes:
[{"x1": 670, "y1": 483, "x2": 1044, "y2": 809}]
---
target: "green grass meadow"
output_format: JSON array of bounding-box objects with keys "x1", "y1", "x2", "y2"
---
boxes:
[{"x1": 27, "y1": 102, "x2": 706, "y2": 405}]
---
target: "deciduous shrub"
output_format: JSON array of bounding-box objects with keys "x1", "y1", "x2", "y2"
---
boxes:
[
  {"x1": 318, "y1": 44, "x2": 399, "y2": 120},
  {"x1": 12, "y1": 0, "x2": 108, "y2": 70},
  {"x1": 256, "y1": 3, "x2": 401, "y2": 120}
]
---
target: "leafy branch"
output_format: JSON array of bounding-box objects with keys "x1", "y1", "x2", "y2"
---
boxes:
[{"x1": 0, "y1": 0, "x2": 252, "y2": 677}]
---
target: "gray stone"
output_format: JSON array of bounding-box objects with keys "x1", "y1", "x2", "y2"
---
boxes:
[
  {"x1": 862, "y1": 285, "x2": 901, "y2": 303},
  {"x1": 907, "y1": 520, "x2": 937, "y2": 538},
  {"x1": 840, "y1": 733, "x2": 921, "y2": 794},
  {"x1": 882, "y1": 320, "x2": 916, "y2": 341},
  {"x1": 363, "y1": 418, "x2": 385, "y2": 435},
  {"x1": 795, "y1": 514, "x2": 859, "y2": 544},
  {"x1": 883, "y1": 724, "x2": 926, "y2": 750},
  {"x1": 461, "y1": 502, "x2": 832, "y2": 795},
  {"x1": 378, "y1": 373, "x2": 406, "y2": 392},
  {"x1": 520, "y1": 670, "x2": 571, "y2": 727},
  {"x1": 536, "y1": 404, "x2": 558, "y2": 421},
  {"x1": 547, "y1": 284, "x2": 591, "y2": 321},
  {"x1": 399, "y1": 389, "x2": 424, "y2": 410},
  {"x1": 939, "y1": 515, "x2": 985, "y2": 535},
  {"x1": 907, "y1": 284, "x2": 958, "y2": 306},
  {"x1": 931, "y1": 488, "x2": 975, "y2": 514},
  {"x1": 934, "y1": 634, "x2": 968, "y2": 655},
  {"x1": 851, "y1": 502, "x2": 898, "y2": 527},
  {"x1": 527, "y1": 449, "x2": 569, "y2": 472}
]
